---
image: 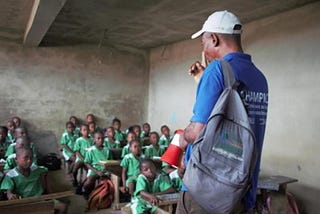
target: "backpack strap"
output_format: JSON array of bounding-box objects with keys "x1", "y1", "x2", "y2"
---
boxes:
[{"x1": 220, "y1": 60, "x2": 240, "y2": 90}]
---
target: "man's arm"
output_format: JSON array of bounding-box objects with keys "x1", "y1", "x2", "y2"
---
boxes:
[{"x1": 179, "y1": 122, "x2": 204, "y2": 151}]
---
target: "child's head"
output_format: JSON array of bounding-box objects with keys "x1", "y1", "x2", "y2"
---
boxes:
[
  {"x1": 149, "y1": 131, "x2": 160, "y2": 146},
  {"x1": 140, "y1": 159, "x2": 157, "y2": 182},
  {"x1": 69, "y1": 116, "x2": 79, "y2": 127},
  {"x1": 105, "y1": 127, "x2": 115, "y2": 138},
  {"x1": 6, "y1": 120, "x2": 15, "y2": 133},
  {"x1": 94, "y1": 131, "x2": 104, "y2": 148},
  {"x1": 161, "y1": 125, "x2": 170, "y2": 137},
  {"x1": 12, "y1": 116, "x2": 21, "y2": 128},
  {"x1": 80, "y1": 124, "x2": 89, "y2": 138},
  {"x1": 66, "y1": 121, "x2": 75, "y2": 135},
  {"x1": 126, "y1": 131, "x2": 137, "y2": 143},
  {"x1": 88, "y1": 121, "x2": 96, "y2": 134},
  {"x1": 142, "y1": 123, "x2": 151, "y2": 134},
  {"x1": 112, "y1": 118, "x2": 121, "y2": 131},
  {"x1": 14, "y1": 127, "x2": 28, "y2": 139},
  {"x1": 132, "y1": 125, "x2": 141, "y2": 138},
  {"x1": 15, "y1": 136, "x2": 30, "y2": 149},
  {"x1": 86, "y1": 113, "x2": 95, "y2": 123},
  {"x1": 129, "y1": 139, "x2": 141, "y2": 156},
  {"x1": 0, "y1": 126, "x2": 8, "y2": 142},
  {"x1": 15, "y1": 146, "x2": 33, "y2": 170}
]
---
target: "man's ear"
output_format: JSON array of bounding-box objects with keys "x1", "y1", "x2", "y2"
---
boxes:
[{"x1": 211, "y1": 33, "x2": 219, "y2": 47}]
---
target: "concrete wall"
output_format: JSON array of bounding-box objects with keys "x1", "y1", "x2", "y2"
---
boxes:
[
  {"x1": 0, "y1": 43, "x2": 149, "y2": 157},
  {"x1": 149, "y1": 2, "x2": 320, "y2": 213}
]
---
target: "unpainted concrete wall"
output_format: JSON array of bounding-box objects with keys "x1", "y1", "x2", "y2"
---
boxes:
[
  {"x1": 0, "y1": 43, "x2": 149, "y2": 157},
  {"x1": 149, "y1": 2, "x2": 320, "y2": 213}
]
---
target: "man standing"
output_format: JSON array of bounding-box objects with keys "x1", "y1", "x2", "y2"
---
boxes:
[{"x1": 177, "y1": 10, "x2": 268, "y2": 213}]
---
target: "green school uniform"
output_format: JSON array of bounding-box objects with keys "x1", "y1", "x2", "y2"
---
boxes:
[
  {"x1": 6, "y1": 132, "x2": 15, "y2": 144},
  {"x1": 4, "y1": 153, "x2": 38, "y2": 170},
  {"x1": 0, "y1": 165, "x2": 48, "y2": 198},
  {"x1": 120, "y1": 153, "x2": 141, "y2": 185},
  {"x1": 131, "y1": 173, "x2": 172, "y2": 214},
  {"x1": 169, "y1": 170, "x2": 183, "y2": 192},
  {"x1": 0, "y1": 141, "x2": 8, "y2": 159},
  {"x1": 74, "y1": 127, "x2": 81, "y2": 139},
  {"x1": 144, "y1": 145, "x2": 165, "y2": 159},
  {"x1": 60, "y1": 131, "x2": 76, "y2": 160},
  {"x1": 74, "y1": 137, "x2": 93, "y2": 162},
  {"x1": 121, "y1": 144, "x2": 130, "y2": 158},
  {"x1": 114, "y1": 130, "x2": 125, "y2": 142},
  {"x1": 159, "y1": 135, "x2": 173, "y2": 148},
  {"x1": 84, "y1": 145, "x2": 112, "y2": 176},
  {"x1": 104, "y1": 138, "x2": 121, "y2": 149}
]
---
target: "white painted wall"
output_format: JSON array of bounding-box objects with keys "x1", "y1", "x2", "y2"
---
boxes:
[{"x1": 149, "y1": 2, "x2": 320, "y2": 213}]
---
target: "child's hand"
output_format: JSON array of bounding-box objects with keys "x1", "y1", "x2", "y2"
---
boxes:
[
  {"x1": 7, "y1": 192, "x2": 19, "y2": 200},
  {"x1": 119, "y1": 186, "x2": 128, "y2": 193},
  {"x1": 97, "y1": 171, "x2": 104, "y2": 177},
  {"x1": 148, "y1": 194, "x2": 159, "y2": 206}
]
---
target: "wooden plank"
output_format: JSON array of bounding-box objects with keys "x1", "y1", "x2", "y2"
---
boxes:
[
  {"x1": 258, "y1": 175, "x2": 298, "y2": 191},
  {"x1": 0, "y1": 190, "x2": 74, "y2": 207},
  {"x1": 1, "y1": 200, "x2": 54, "y2": 214}
]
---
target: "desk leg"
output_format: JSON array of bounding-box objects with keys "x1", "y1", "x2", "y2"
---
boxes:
[{"x1": 111, "y1": 174, "x2": 120, "y2": 205}]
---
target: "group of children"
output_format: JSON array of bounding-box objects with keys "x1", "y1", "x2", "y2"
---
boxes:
[
  {"x1": 0, "y1": 116, "x2": 67, "y2": 213},
  {"x1": 61, "y1": 114, "x2": 184, "y2": 213},
  {"x1": 0, "y1": 114, "x2": 184, "y2": 213}
]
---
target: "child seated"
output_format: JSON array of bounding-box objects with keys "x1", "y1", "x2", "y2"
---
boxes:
[
  {"x1": 0, "y1": 147, "x2": 67, "y2": 213},
  {"x1": 86, "y1": 113, "x2": 101, "y2": 132},
  {"x1": 60, "y1": 122, "x2": 76, "y2": 174},
  {"x1": 112, "y1": 118, "x2": 126, "y2": 143},
  {"x1": 3, "y1": 136, "x2": 37, "y2": 173},
  {"x1": 73, "y1": 124, "x2": 93, "y2": 186},
  {"x1": 144, "y1": 132, "x2": 165, "y2": 159},
  {"x1": 121, "y1": 131, "x2": 137, "y2": 158},
  {"x1": 83, "y1": 131, "x2": 113, "y2": 198},
  {"x1": 12, "y1": 116, "x2": 22, "y2": 128},
  {"x1": 0, "y1": 126, "x2": 8, "y2": 159},
  {"x1": 104, "y1": 126, "x2": 121, "y2": 149},
  {"x1": 88, "y1": 121, "x2": 96, "y2": 140},
  {"x1": 140, "y1": 123, "x2": 151, "y2": 146},
  {"x1": 159, "y1": 125, "x2": 173, "y2": 149},
  {"x1": 6, "y1": 120, "x2": 16, "y2": 144},
  {"x1": 131, "y1": 158, "x2": 175, "y2": 214},
  {"x1": 120, "y1": 139, "x2": 142, "y2": 196},
  {"x1": 69, "y1": 116, "x2": 81, "y2": 138}
]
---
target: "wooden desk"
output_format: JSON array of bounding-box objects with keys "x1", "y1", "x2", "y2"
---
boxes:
[
  {"x1": 100, "y1": 160, "x2": 122, "y2": 205},
  {"x1": 157, "y1": 193, "x2": 180, "y2": 214},
  {"x1": 257, "y1": 175, "x2": 298, "y2": 213}
]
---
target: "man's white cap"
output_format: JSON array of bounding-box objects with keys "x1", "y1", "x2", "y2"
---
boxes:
[{"x1": 191, "y1": 10, "x2": 242, "y2": 39}]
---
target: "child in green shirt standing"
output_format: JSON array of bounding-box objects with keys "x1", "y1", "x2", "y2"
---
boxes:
[
  {"x1": 120, "y1": 139, "x2": 142, "y2": 196},
  {"x1": 131, "y1": 158, "x2": 175, "y2": 214},
  {"x1": 73, "y1": 124, "x2": 93, "y2": 186},
  {"x1": 83, "y1": 131, "x2": 113, "y2": 198}
]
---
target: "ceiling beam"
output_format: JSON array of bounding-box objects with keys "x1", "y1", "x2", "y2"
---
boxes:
[{"x1": 23, "y1": 0, "x2": 67, "y2": 47}]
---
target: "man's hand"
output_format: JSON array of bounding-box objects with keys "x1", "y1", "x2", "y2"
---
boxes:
[{"x1": 189, "y1": 61, "x2": 205, "y2": 83}]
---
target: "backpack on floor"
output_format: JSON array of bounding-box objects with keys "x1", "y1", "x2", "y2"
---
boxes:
[
  {"x1": 183, "y1": 60, "x2": 257, "y2": 213},
  {"x1": 87, "y1": 178, "x2": 115, "y2": 210},
  {"x1": 43, "y1": 153, "x2": 61, "y2": 170}
]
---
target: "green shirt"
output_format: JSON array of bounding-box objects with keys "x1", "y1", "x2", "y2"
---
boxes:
[
  {"x1": 120, "y1": 153, "x2": 141, "y2": 179},
  {"x1": 5, "y1": 143, "x2": 37, "y2": 158},
  {"x1": 132, "y1": 173, "x2": 172, "y2": 213},
  {"x1": 104, "y1": 138, "x2": 121, "y2": 149},
  {"x1": 84, "y1": 145, "x2": 112, "y2": 172},
  {"x1": 121, "y1": 144, "x2": 130, "y2": 158},
  {"x1": 74, "y1": 137, "x2": 93, "y2": 156},
  {"x1": 6, "y1": 132, "x2": 15, "y2": 144},
  {"x1": 114, "y1": 130, "x2": 125, "y2": 142},
  {"x1": 0, "y1": 165, "x2": 48, "y2": 198},
  {"x1": 60, "y1": 131, "x2": 76, "y2": 158},
  {"x1": 159, "y1": 135, "x2": 173, "y2": 148},
  {"x1": 144, "y1": 145, "x2": 165, "y2": 159}
]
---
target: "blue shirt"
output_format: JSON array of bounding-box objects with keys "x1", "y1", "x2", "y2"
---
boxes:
[{"x1": 182, "y1": 52, "x2": 268, "y2": 210}]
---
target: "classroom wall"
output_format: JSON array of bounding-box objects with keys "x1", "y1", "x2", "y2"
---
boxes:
[
  {"x1": 148, "y1": 2, "x2": 320, "y2": 213},
  {"x1": 0, "y1": 43, "x2": 149, "y2": 157}
]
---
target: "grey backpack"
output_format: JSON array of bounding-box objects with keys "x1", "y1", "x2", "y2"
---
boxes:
[{"x1": 183, "y1": 60, "x2": 257, "y2": 213}]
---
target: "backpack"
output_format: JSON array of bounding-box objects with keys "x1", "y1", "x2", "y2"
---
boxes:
[
  {"x1": 87, "y1": 178, "x2": 115, "y2": 210},
  {"x1": 183, "y1": 60, "x2": 257, "y2": 213},
  {"x1": 43, "y1": 153, "x2": 61, "y2": 170}
]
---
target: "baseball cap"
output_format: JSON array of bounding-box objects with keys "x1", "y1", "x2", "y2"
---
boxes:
[{"x1": 191, "y1": 10, "x2": 242, "y2": 39}]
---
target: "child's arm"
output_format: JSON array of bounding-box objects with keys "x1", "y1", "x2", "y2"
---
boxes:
[
  {"x1": 140, "y1": 190, "x2": 159, "y2": 206},
  {"x1": 7, "y1": 189, "x2": 19, "y2": 200},
  {"x1": 155, "y1": 186, "x2": 176, "y2": 196},
  {"x1": 120, "y1": 167, "x2": 128, "y2": 192},
  {"x1": 76, "y1": 151, "x2": 84, "y2": 161},
  {"x1": 85, "y1": 163, "x2": 104, "y2": 177},
  {"x1": 62, "y1": 144, "x2": 74, "y2": 155}
]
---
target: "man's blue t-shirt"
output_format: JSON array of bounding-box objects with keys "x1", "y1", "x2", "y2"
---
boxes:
[{"x1": 182, "y1": 52, "x2": 268, "y2": 210}]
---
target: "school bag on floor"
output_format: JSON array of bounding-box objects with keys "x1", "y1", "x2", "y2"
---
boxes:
[
  {"x1": 183, "y1": 60, "x2": 257, "y2": 213},
  {"x1": 87, "y1": 178, "x2": 115, "y2": 210}
]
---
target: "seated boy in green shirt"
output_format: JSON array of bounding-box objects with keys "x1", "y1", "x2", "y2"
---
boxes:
[
  {"x1": 60, "y1": 121, "x2": 77, "y2": 174},
  {"x1": 130, "y1": 158, "x2": 175, "y2": 214},
  {"x1": 83, "y1": 131, "x2": 113, "y2": 198},
  {"x1": 120, "y1": 139, "x2": 143, "y2": 196},
  {"x1": 0, "y1": 147, "x2": 67, "y2": 213},
  {"x1": 104, "y1": 126, "x2": 121, "y2": 149},
  {"x1": 144, "y1": 132, "x2": 165, "y2": 159},
  {"x1": 159, "y1": 125, "x2": 173, "y2": 149},
  {"x1": 121, "y1": 131, "x2": 137, "y2": 158}
]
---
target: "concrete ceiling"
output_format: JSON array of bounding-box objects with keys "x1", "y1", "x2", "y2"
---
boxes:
[{"x1": 0, "y1": 0, "x2": 318, "y2": 50}]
